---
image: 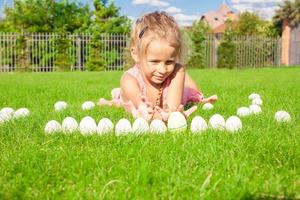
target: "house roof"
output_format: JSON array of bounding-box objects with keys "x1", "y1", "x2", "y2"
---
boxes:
[{"x1": 201, "y1": 3, "x2": 239, "y2": 31}]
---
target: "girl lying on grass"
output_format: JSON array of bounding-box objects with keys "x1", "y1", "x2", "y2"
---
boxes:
[{"x1": 99, "y1": 11, "x2": 217, "y2": 122}]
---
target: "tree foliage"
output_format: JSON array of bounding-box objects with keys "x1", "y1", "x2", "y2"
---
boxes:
[
  {"x1": 231, "y1": 12, "x2": 279, "y2": 37},
  {"x1": 186, "y1": 20, "x2": 211, "y2": 68},
  {"x1": 273, "y1": 0, "x2": 300, "y2": 31},
  {"x1": 0, "y1": 0, "x2": 92, "y2": 33},
  {"x1": 86, "y1": 0, "x2": 130, "y2": 71},
  {"x1": 0, "y1": 0, "x2": 131, "y2": 71},
  {"x1": 217, "y1": 20, "x2": 236, "y2": 69}
]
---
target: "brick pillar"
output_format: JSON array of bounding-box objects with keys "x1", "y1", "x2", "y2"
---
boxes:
[{"x1": 281, "y1": 19, "x2": 291, "y2": 65}]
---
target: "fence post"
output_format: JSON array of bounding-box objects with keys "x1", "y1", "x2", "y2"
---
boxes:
[{"x1": 76, "y1": 36, "x2": 82, "y2": 70}]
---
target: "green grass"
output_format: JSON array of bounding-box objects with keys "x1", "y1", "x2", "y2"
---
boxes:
[{"x1": 0, "y1": 68, "x2": 300, "y2": 199}]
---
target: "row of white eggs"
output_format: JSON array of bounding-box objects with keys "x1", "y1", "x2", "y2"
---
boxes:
[
  {"x1": 54, "y1": 101, "x2": 95, "y2": 112},
  {"x1": 0, "y1": 107, "x2": 30, "y2": 124},
  {"x1": 44, "y1": 112, "x2": 243, "y2": 136},
  {"x1": 45, "y1": 116, "x2": 167, "y2": 135}
]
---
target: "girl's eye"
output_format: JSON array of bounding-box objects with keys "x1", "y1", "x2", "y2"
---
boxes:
[
  {"x1": 150, "y1": 61, "x2": 159, "y2": 64},
  {"x1": 166, "y1": 61, "x2": 175, "y2": 65}
]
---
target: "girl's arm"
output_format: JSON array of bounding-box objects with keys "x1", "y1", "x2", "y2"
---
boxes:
[
  {"x1": 166, "y1": 64, "x2": 185, "y2": 111},
  {"x1": 120, "y1": 73, "x2": 154, "y2": 120},
  {"x1": 120, "y1": 73, "x2": 142, "y2": 108}
]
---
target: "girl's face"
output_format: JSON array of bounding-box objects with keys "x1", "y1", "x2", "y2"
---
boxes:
[{"x1": 140, "y1": 39, "x2": 177, "y2": 86}]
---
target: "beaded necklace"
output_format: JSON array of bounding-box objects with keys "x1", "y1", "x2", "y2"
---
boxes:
[{"x1": 149, "y1": 85, "x2": 163, "y2": 121}]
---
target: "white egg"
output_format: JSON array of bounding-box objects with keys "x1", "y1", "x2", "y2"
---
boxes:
[
  {"x1": 248, "y1": 93, "x2": 260, "y2": 100},
  {"x1": 168, "y1": 112, "x2": 187, "y2": 132},
  {"x1": 190, "y1": 116, "x2": 208, "y2": 134},
  {"x1": 0, "y1": 107, "x2": 14, "y2": 117},
  {"x1": 79, "y1": 116, "x2": 97, "y2": 135},
  {"x1": 149, "y1": 119, "x2": 167, "y2": 134},
  {"x1": 209, "y1": 114, "x2": 226, "y2": 131},
  {"x1": 97, "y1": 118, "x2": 114, "y2": 135},
  {"x1": 226, "y1": 116, "x2": 242, "y2": 133},
  {"x1": 249, "y1": 105, "x2": 262, "y2": 115},
  {"x1": 62, "y1": 117, "x2": 78, "y2": 133},
  {"x1": 237, "y1": 107, "x2": 251, "y2": 117},
  {"x1": 115, "y1": 118, "x2": 132, "y2": 136},
  {"x1": 275, "y1": 111, "x2": 291, "y2": 123},
  {"x1": 13, "y1": 108, "x2": 30, "y2": 119},
  {"x1": 132, "y1": 117, "x2": 149, "y2": 134},
  {"x1": 202, "y1": 103, "x2": 214, "y2": 110},
  {"x1": 45, "y1": 120, "x2": 62, "y2": 134},
  {"x1": 252, "y1": 98, "x2": 263, "y2": 106},
  {"x1": 0, "y1": 113, "x2": 11, "y2": 124},
  {"x1": 81, "y1": 101, "x2": 95, "y2": 110},
  {"x1": 54, "y1": 101, "x2": 68, "y2": 112}
]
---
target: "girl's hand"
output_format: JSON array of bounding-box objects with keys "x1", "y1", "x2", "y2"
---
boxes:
[
  {"x1": 155, "y1": 104, "x2": 198, "y2": 122},
  {"x1": 203, "y1": 95, "x2": 218, "y2": 103},
  {"x1": 128, "y1": 95, "x2": 154, "y2": 121}
]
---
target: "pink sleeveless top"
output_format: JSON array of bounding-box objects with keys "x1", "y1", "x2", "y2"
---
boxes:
[{"x1": 110, "y1": 65, "x2": 204, "y2": 112}]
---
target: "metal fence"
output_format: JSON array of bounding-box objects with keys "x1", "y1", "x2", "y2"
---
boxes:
[
  {"x1": 0, "y1": 32, "x2": 282, "y2": 72},
  {"x1": 186, "y1": 34, "x2": 282, "y2": 69},
  {"x1": 0, "y1": 33, "x2": 128, "y2": 72}
]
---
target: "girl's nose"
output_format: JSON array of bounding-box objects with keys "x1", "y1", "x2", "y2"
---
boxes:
[{"x1": 158, "y1": 64, "x2": 167, "y2": 74}]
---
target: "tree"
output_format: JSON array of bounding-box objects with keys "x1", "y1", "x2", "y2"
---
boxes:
[
  {"x1": 217, "y1": 20, "x2": 236, "y2": 69},
  {"x1": 86, "y1": 0, "x2": 131, "y2": 71},
  {"x1": 233, "y1": 12, "x2": 279, "y2": 37},
  {"x1": 273, "y1": 0, "x2": 300, "y2": 31},
  {"x1": 0, "y1": 0, "x2": 92, "y2": 33},
  {"x1": 186, "y1": 20, "x2": 211, "y2": 68}
]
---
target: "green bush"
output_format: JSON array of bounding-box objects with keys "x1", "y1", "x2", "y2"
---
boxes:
[
  {"x1": 186, "y1": 21, "x2": 210, "y2": 69},
  {"x1": 54, "y1": 35, "x2": 72, "y2": 71},
  {"x1": 217, "y1": 30, "x2": 236, "y2": 69}
]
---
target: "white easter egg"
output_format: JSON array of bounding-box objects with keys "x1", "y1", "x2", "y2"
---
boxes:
[
  {"x1": 190, "y1": 116, "x2": 208, "y2": 134},
  {"x1": 209, "y1": 114, "x2": 226, "y2": 131},
  {"x1": 149, "y1": 119, "x2": 167, "y2": 134},
  {"x1": 252, "y1": 98, "x2": 263, "y2": 106},
  {"x1": 81, "y1": 101, "x2": 95, "y2": 110},
  {"x1": 249, "y1": 105, "x2": 262, "y2": 115},
  {"x1": 115, "y1": 118, "x2": 131, "y2": 136},
  {"x1": 237, "y1": 107, "x2": 251, "y2": 117},
  {"x1": 248, "y1": 93, "x2": 261, "y2": 100},
  {"x1": 79, "y1": 116, "x2": 97, "y2": 135},
  {"x1": 0, "y1": 107, "x2": 14, "y2": 117},
  {"x1": 54, "y1": 101, "x2": 68, "y2": 112},
  {"x1": 45, "y1": 120, "x2": 62, "y2": 134},
  {"x1": 168, "y1": 112, "x2": 187, "y2": 132},
  {"x1": 0, "y1": 113, "x2": 11, "y2": 124},
  {"x1": 132, "y1": 117, "x2": 149, "y2": 134},
  {"x1": 13, "y1": 108, "x2": 30, "y2": 119},
  {"x1": 202, "y1": 103, "x2": 214, "y2": 110},
  {"x1": 225, "y1": 116, "x2": 242, "y2": 133},
  {"x1": 275, "y1": 111, "x2": 291, "y2": 123},
  {"x1": 97, "y1": 118, "x2": 114, "y2": 135},
  {"x1": 62, "y1": 117, "x2": 78, "y2": 133}
]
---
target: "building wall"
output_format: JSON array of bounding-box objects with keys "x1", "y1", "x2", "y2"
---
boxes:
[{"x1": 289, "y1": 24, "x2": 300, "y2": 66}]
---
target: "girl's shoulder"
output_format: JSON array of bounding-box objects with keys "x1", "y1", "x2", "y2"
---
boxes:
[
  {"x1": 125, "y1": 65, "x2": 140, "y2": 77},
  {"x1": 168, "y1": 63, "x2": 185, "y2": 80},
  {"x1": 121, "y1": 65, "x2": 143, "y2": 86}
]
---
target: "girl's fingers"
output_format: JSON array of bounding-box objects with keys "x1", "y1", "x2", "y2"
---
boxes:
[
  {"x1": 177, "y1": 104, "x2": 184, "y2": 112},
  {"x1": 140, "y1": 95, "x2": 147, "y2": 102},
  {"x1": 184, "y1": 105, "x2": 198, "y2": 118},
  {"x1": 145, "y1": 101, "x2": 153, "y2": 108},
  {"x1": 155, "y1": 106, "x2": 169, "y2": 122}
]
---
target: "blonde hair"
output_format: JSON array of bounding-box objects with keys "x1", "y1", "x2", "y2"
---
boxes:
[{"x1": 130, "y1": 11, "x2": 182, "y2": 61}]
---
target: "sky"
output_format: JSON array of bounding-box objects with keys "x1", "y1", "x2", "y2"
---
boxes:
[{"x1": 1, "y1": 0, "x2": 285, "y2": 26}]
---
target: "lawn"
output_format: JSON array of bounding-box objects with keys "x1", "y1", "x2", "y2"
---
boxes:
[{"x1": 0, "y1": 68, "x2": 299, "y2": 199}]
